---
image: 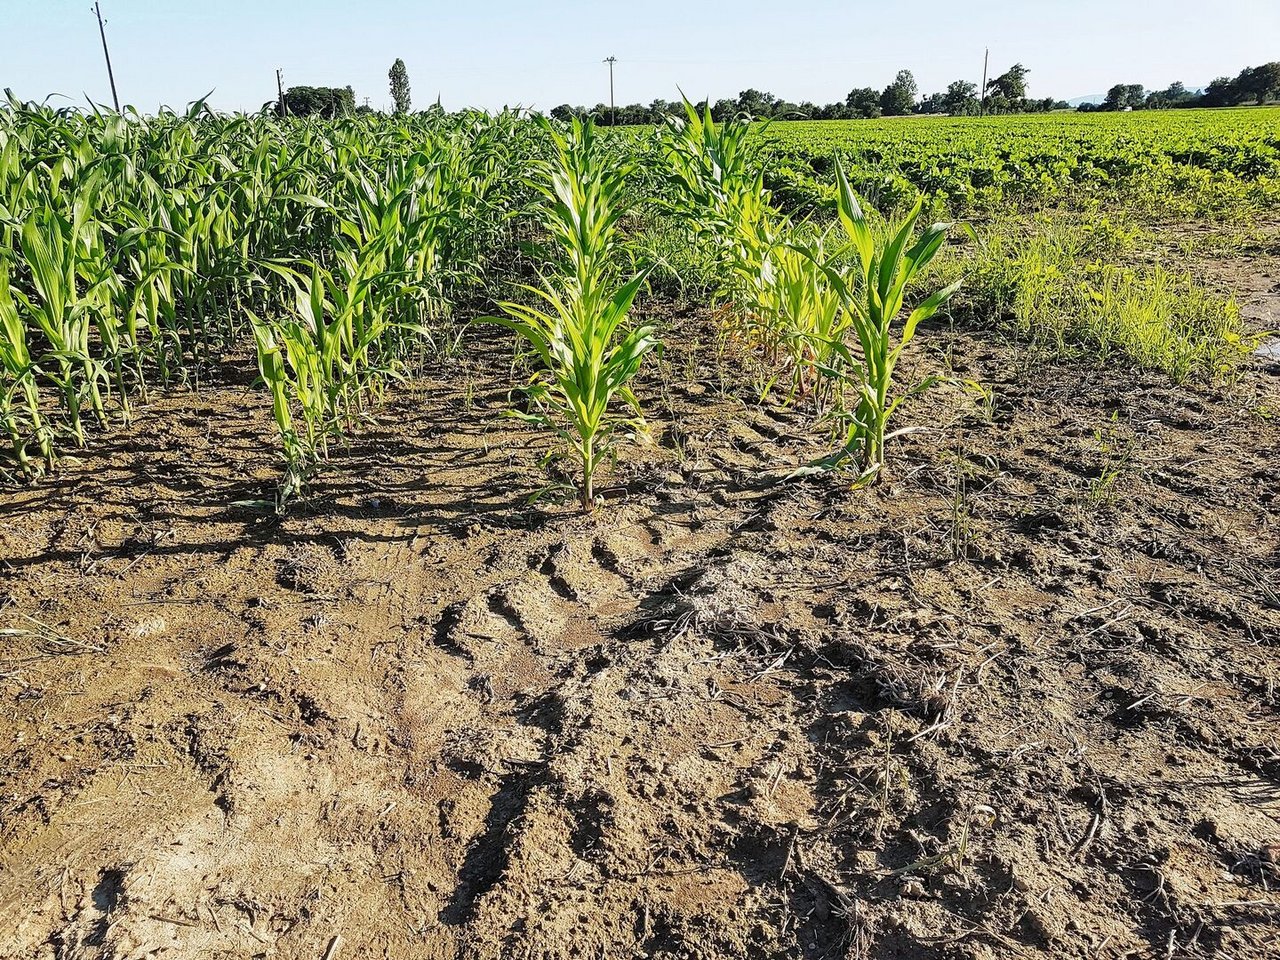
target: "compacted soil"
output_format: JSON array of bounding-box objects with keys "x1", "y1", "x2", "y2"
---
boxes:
[{"x1": 2, "y1": 304, "x2": 1278, "y2": 960}]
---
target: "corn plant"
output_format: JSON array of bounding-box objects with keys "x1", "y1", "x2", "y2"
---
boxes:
[
  {"x1": 662, "y1": 97, "x2": 766, "y2": 249},
  {"x1": 0, "y1": 265, "x2": 51, "y2": 475},
  {"x1": 0, "y1": 94, "x2": 546, "y2": 479},
  {"x1": 113, "y1": 208, "x2": 184, "y2": 390},
  {"x1": 662, "y1": 99, "x2": 774, "y2": 324},
  {"x1": 14, "y1": 195, "x2": 113, "y2": 445},
  {"x1": 663, "y1": 97, "x2": 847, "y2": 402},
  {"x1": 803, "y1": 162, "x2": 961, "y2": 482},
  {"x1": 767, "y1": 236, "x2": 847, "y2": 407},
  {"x1": 250, "y1": 320, "x2": 308, "y2": 501},
  {"x1": 488, "y1": 117, "x2": 658, "y2": 511},
  {"x1": 250, "y1": 261, "x2": 403, "y2": 503}
]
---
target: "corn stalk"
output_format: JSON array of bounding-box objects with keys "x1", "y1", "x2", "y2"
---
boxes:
[
  {"x1": 801, "y1": 162, "x2": 961, "y2": 482},
  {"x1": 488, "y1": 117, "x2": 658, "y2": 511}
]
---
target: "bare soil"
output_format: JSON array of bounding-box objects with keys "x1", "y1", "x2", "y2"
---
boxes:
[{"x1": 2, "y1": 305, "x2": 1278, "y2": 960}]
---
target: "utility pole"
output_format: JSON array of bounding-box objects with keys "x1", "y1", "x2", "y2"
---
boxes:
[
  {"x1": 979, "y1": 48, "x2": 989, "y2": 117},
  {"x1": 92, "y1": 2, "x2": 121, "y2": 112},
  {"x1": 603, "y1": 56, "x2": 617, "y2": 125},
  {"x1": 276, "y1": 68, "x2": 287, "y2": 117}
]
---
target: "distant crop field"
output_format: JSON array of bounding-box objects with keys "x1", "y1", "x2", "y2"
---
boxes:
[{"x1": 743, "y1": 107, "x2": 1280, "y2": 217}]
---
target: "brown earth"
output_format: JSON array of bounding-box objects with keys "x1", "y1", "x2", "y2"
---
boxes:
[{"x1": 1, "y1": 303, "x2": 1278, "y2": 960}]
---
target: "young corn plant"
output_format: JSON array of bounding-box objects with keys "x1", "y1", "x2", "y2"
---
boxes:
[
  {"x1": 15, "y1": 196, "x2": 113, "y2": 446},
  {"x1": 488, "y1": 117, "x2": 658, "y2": 511},
  {"x1": 0, "y1": 100, "x2": 532, "y2": 482},
  {"x1": 662, "y1": 99, "x2": 774, "y2": 331},
  {"x1": 663, "y1": 97, "x2": 846, "y2": 400},
  {"x1": 0, "y1": 265, "x2": 52, "y2": 476},
  {"x1": 250, "y1": 261, "x2": 400, "y2": 504},
  {"x1": 766, "y1": 235, "x2": 847, "y2": 408},
  {"x1": 250, "y1": 320, "x2": 309, "y2": 502},
  {"x1": 804, "y1": 162, "x2": 961, "y2": 484}
]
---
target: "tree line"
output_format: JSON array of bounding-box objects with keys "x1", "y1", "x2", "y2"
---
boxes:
[
  {"x1": 1085, "y1": 62, "x2": 1280, "y2": 112},
  {"x1": 268, "y1": 58, "x2": 1280, "y2": 120},
  {"x1": 550, "y1": 65, "x2": 1069, "y2": 124}
]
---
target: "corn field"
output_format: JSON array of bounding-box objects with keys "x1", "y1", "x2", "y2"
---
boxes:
[
  {"x1": 0, "y1": 94, "x2": 538, "y2": 495},
  {"x1": 4, "y1": 93, "x2": 1261, "y2": 506}
]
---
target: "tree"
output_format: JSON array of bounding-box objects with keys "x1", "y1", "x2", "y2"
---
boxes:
[
  {"x1": 1238, "y1": 62, "x2": 1280, "y2": 104},
  {"x1": 1145, "y1": 81, "x2": 1193, "y2": 109},
  {"x1": 649, "y1": 98, "x2": 679, "y2": 121},
  {"x1": 1103, "y1": 83, "x2": 1146, "y2": 111},
  {"x1": 617, "y1": 103, "x2": 648, "y2": 125},
  {"x1": 278, "y1": 85, "x2": 356, "y2": 118},
  {"x1": 917, "y1": 91, "x2": 947, "y2": 115},
  {"x1": 735, "y1": 89, "x2": 779, "y2": 118},
  {"x1": 846, "y1": 87, "x2": 881, "y2": 119},
  {"x1": 1201, "y1": 76, "x2": 1239, "y2": 107},
  {"x1": 388, "y1": 58, "x2": 411, "y2": 114},
  {"x1": 879, "y1": 70, "x2": 917, "y2": 116},
  {"x1": 986, "y1": 63, "x2": 1029, "y2": 101},
  {"x1": 711, "y1": 98, "x2": 738, "y2": 120},
  {"x1": 942, "y1": 80, "x2": 979, "y2": 115}
]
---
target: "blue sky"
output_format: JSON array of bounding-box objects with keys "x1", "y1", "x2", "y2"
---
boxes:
[{"x1": 6, "y1": 1, "x2": 1279, "y2": 113}]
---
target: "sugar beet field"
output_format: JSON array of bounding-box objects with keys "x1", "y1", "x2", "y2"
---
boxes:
[{"x1": 1, "y1": 100, "x2": 1279, "y2": 959}]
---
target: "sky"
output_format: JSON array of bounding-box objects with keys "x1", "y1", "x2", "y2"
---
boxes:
[{"x1": 5, "y1": 1, "x2": 1279, "y2": 114}]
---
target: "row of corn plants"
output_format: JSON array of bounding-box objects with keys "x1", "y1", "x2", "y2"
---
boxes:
[
  {"x1": 0, "y1": 91, "x2": 964, "y2": 501},
  {"x1": 0, "y1": 93, "x2": 535, "y2": 492},
  {"x1": 660, "y1": 101, "x2": 959, "y2": 482},
  {"x1": 9, "y1": 98, "x2": 1250, "y2": 504}
]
